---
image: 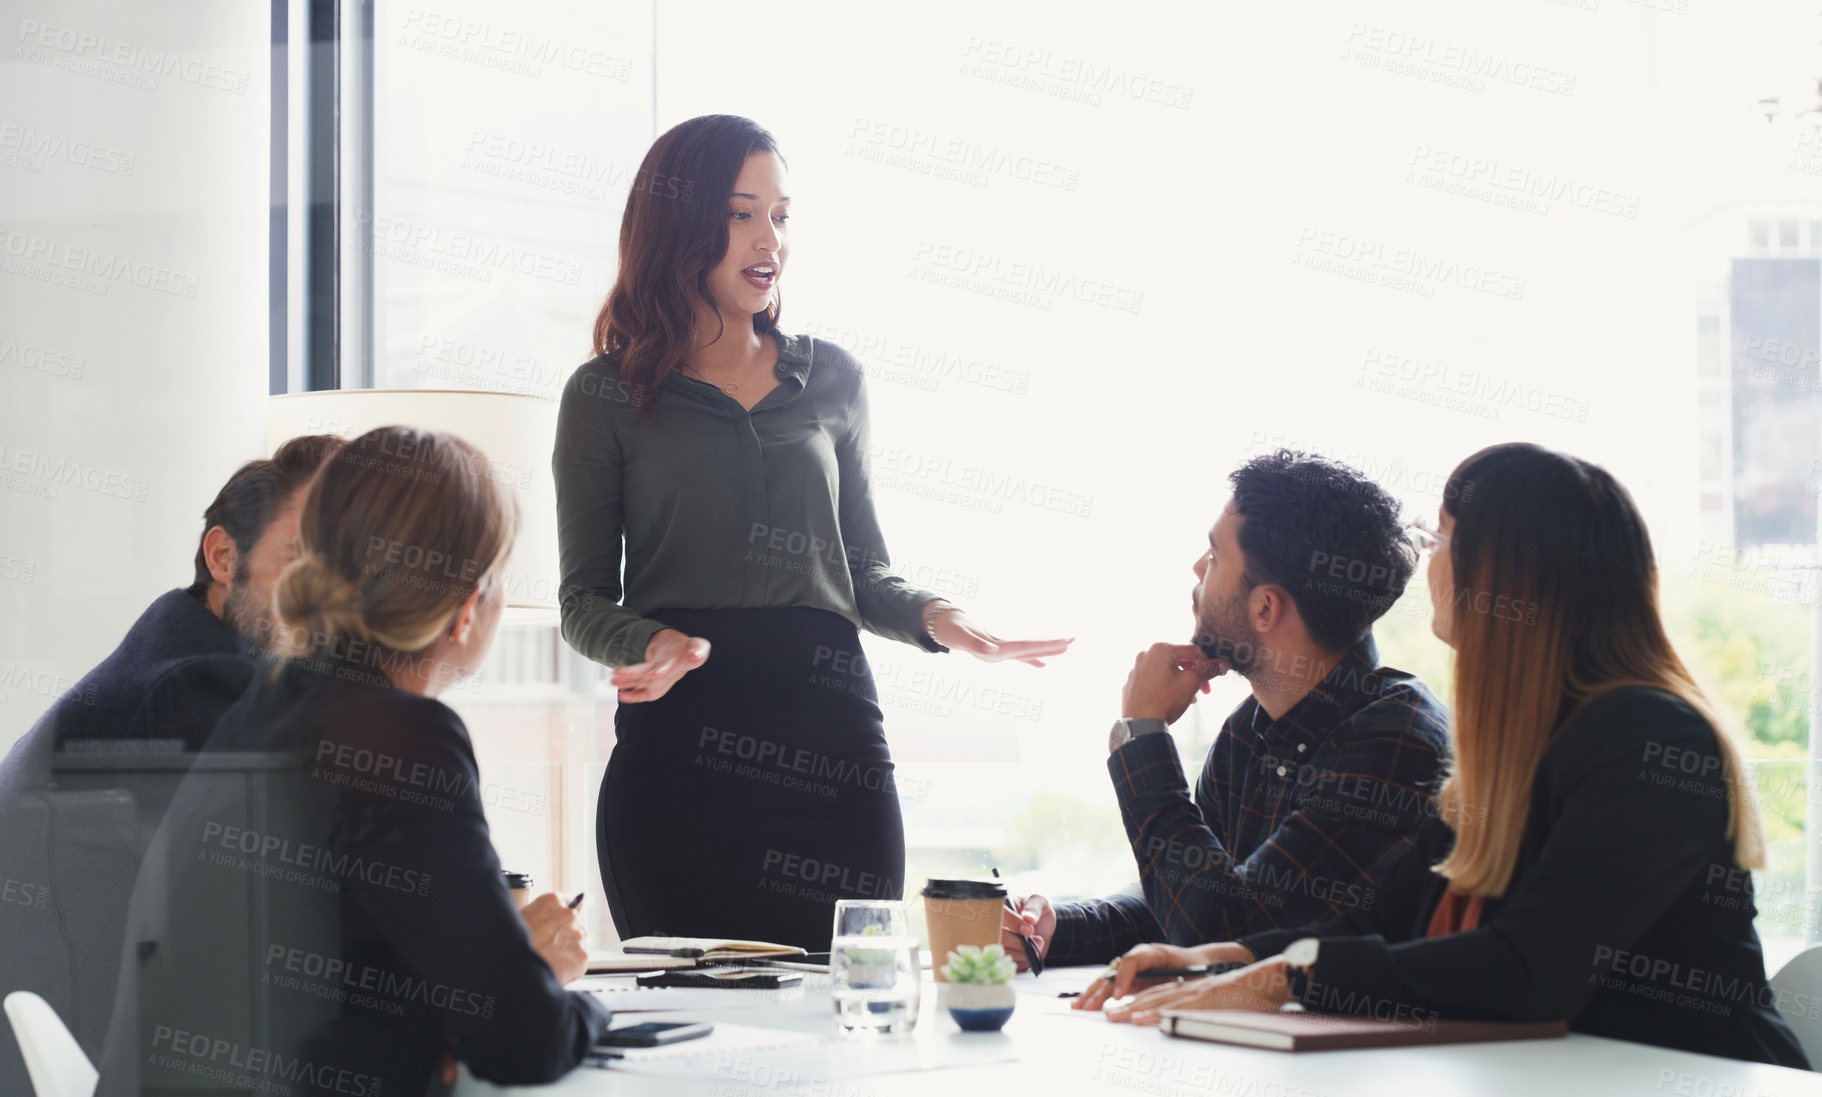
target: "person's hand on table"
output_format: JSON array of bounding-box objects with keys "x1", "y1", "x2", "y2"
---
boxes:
[
  {"x1": 1104, "y1": 956, "x2": 1292, "y2": 1026},
  {"x1": 1121, "y1": 643, "x2": 1229, "y2": 724},
  {"x1": 1073, "y1": 940, "x2": 1257, "y2": 1011},
  {"x1": 927, "y1": 604, "x2": 1072, "y2": 667},
  {"x1": 520, "y1": 892, "x2": 589, "y2": 985},
  {"x1": 1000, "y1": 893, "x2": 1057, "y2": 971},
  {"x1": 611, "y1": 628, "x2": 710, "y2": 703}
]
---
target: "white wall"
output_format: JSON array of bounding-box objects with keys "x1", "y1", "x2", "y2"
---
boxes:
[{"x1": 0, "y1": 0, "x2": 270, "y2": 753}]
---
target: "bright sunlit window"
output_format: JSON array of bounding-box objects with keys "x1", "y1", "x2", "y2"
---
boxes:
[{"x1": 273, "y1": 0, "x2": 1822, "y2": 960}]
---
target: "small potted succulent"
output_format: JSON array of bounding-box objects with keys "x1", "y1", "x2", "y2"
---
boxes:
[{"x1": 940, "y1": 944, "x2": 1016, "y2": 1031}]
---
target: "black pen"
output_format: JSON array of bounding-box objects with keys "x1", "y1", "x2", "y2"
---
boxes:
[
  {"x1": 991, "y1": 867, "x2": 1043, "y2": 977},
  {"x1": 568, "y1": 891, "x2": 586, "y2": 910}
]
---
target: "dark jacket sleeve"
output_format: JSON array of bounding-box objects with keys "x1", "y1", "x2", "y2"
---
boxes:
[
  {"x1": 133, "y1": 654, "x2": 256, "y2": 749},
  {"x1": 336, "y1": 702, "x2": 610, "y2": 1083},
  {"x1": 553, "y1": 362, "x2": 667, "y2": 668},
  {"x1": 1113, "y1": 693, "x2": 1446, "y2": 946},
  {"x1": 827, "y1": 346, "x2": 944, "y2": 652},
  {"x1": 1048, "y1": 883, "x2": 1165, "y2": 966},
  {"x1": 1292, "y1": 691, "x2": 1735, "y2": 1023}
]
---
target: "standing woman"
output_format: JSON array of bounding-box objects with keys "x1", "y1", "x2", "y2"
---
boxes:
[{"x1": 555, "y1": 115, "x2": 1069, "y2": 949}]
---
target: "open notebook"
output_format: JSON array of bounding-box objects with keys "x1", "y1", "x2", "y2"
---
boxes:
[
  {"x1": 585, "y1": 950, "x2": 701, "y2": 974},
  {"x1": 1161, "y1": 1009, "x2": 1568, "y2": 1052},
  {"x1": 619, "y1": 936, "x2": 807, "y2": 963}
]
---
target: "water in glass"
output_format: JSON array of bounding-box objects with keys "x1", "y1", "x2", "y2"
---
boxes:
[
  {"x1": 830, "y1": 932, "x2": 920, "y2": 1035},
  {"x1": 830, "y1": 899, "x2": 920, "y2": 1035}
]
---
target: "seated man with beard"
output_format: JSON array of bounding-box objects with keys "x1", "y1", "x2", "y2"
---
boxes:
[
  {"x1": 0, "y1": 433, "x2": 342, "y2": 783},
  {"x1": 1003, "y1": 450, "x2": 1452, "y2": 966}
]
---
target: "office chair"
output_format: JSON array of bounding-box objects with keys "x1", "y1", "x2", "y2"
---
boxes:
[
  {"x1": 0, "y1": 786, "x2": 139, "y2": 1096},
  {"x1": 3, "y1": 992, "x2": 96, "y2": 1097}
]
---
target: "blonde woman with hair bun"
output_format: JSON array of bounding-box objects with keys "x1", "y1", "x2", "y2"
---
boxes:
[
  {"x1": 121, "y1": 427, "x2": 612, "y2": 1096},
  {"x1": 271, "y1": 423, "x2": 518, "y2": 682}
]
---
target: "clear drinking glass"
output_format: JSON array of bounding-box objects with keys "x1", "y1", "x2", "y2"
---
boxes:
[{"x1": 830, "y1": 899, "x2": 921, "y2": 1035}]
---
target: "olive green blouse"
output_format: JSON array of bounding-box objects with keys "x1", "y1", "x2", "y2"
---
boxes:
[{"x1": 552, "y1": 330, "x2": 945, "y2": 668}]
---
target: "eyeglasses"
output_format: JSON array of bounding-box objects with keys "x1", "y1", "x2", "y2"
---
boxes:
[{"x1": 1407, "y1": 515, "x2": 1450, "y2": 555}]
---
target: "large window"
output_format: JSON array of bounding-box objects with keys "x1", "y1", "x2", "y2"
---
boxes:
[{"x1": 287, "y1": 0, "x2": 1822, "y2": 957}]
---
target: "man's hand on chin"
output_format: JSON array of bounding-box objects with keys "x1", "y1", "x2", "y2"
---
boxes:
[{"x1": 1121, "y1": 643, "x2": 1228, "y2": 724}]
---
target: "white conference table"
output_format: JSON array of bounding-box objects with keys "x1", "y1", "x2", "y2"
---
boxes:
[{"x1": 458, "y1": 966, "x2": 1822, "y2": 1097}]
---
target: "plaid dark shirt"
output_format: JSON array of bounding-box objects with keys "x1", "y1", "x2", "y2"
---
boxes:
[{"x1": 1048, "y1": 636, "x2": 1450, "y2": 965}]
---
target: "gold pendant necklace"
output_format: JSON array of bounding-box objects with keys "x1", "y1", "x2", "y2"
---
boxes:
[{"x1": 683, "y1": 365, "x2": 740, "y2": 396}]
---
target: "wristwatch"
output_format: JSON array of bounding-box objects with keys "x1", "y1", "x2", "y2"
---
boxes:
[
  {"x1": 923, "y1": 599, "x2": 956, "y2": 641},
  {"x1": 1108, "y1": 717, "x2": 1169, "y2": 753}
]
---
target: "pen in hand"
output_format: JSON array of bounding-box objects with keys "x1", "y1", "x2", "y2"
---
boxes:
[
  {"x1": 991, "y1": 868, "x2": 1043, "y2": 977},
  {"x1": 567, "y1": 892, "x2": 586, "y2": 911}
]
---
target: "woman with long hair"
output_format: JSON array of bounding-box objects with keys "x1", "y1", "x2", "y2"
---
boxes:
[
  {"x1": 1071, "y1": 442, "x2": 1808, "y2": 1068},
  {"x1": 123, "y1": 428, "x2": 611, "y2": 1096},
  {"x1": 554, "y1": 114, "x2": 1069, "y2": 949}
]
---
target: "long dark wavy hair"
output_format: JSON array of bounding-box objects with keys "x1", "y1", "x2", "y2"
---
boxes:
[{"x1": 592, "y1": 115, "x2": 783, "y2": 418}]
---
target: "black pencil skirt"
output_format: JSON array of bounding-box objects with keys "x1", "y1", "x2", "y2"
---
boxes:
[{"x1": 596, "y1": 606, "x2": 906, "y2": 951}]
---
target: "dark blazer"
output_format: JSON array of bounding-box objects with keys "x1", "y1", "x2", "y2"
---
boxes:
[
  {"x1": 1238, "y1": 686, "x2": 1809, "y2": 1069},
  {"x1": 1, "y1": 587, "x2": 252, "y2": 781},
  {"x1": 107, "y1": 651, "x2": 611, "y2": 1096}
]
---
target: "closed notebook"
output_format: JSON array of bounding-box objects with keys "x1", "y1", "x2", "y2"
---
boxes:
[
  {"x1": 619, "y1": 936, "x2": 808, "y2": 963},
  {"x1": 1160, "y1": 1009, "x2": 1568, "y2": 1051}
]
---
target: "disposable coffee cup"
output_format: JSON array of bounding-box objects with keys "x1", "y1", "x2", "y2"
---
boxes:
[
  {"x1": 922, "y1": 878, "x2": 1006, "y2": 983},
  {"x1": 502, "y1": 871, "x2": 534, "y2": 908}
]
